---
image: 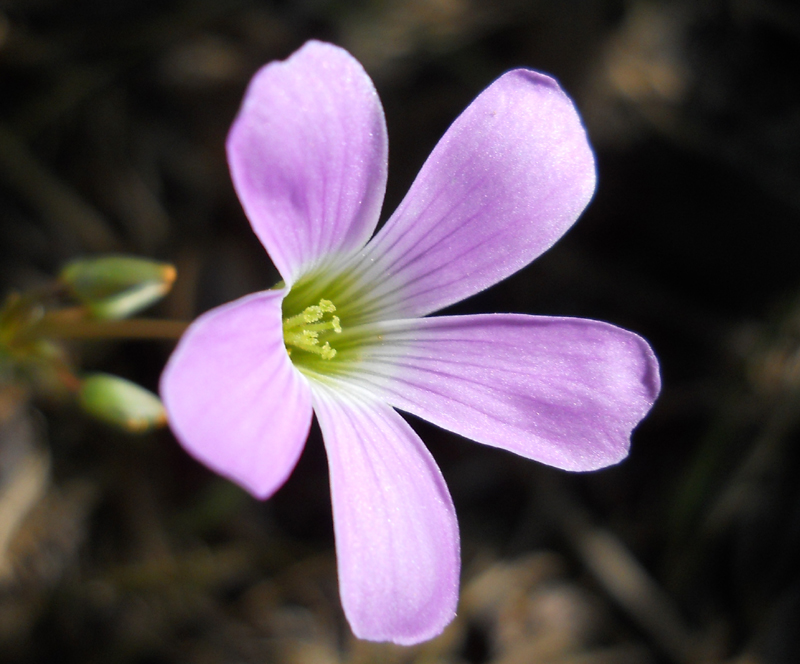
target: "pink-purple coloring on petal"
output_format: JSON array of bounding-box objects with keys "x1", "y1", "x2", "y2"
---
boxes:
[{"x1": 160, "y1": 40, "x2": 660, "y2": 646}]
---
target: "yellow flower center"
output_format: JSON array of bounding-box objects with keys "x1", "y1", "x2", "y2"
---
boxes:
[{"x1": 282, "y1": 298, "x2": 342, "y2": 360}]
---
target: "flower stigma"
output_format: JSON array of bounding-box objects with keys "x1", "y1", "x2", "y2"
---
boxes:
[{"x1": 283, "y1": 298, "x2": 342, "y2": 361}]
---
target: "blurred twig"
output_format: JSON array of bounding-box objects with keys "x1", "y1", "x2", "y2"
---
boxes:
[
  {"x1": 534, "y1": 473, "x2": 709, "y2": 664},
  {"x1": 9, "y1": 0, "x2": 251, "y2": 138},
  {"x1": 701, "y1": 388, "x2": 800, "y2": 539},
  {"x1": 26, "y1": 315, "x2": 188, "y2": 341},
  {"x1": 0, "y1": 122, "x2": 121, "y2": 254},
  {"x1": 0, "y1": 396, "x2": 50, "y2": 582}
]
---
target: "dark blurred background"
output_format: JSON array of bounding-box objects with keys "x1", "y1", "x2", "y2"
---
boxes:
[{"x1": 2, "y1": 0, "x2": 800, "y2": 662}]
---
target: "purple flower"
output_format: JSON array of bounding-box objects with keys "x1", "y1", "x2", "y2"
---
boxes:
[{"x1": 161, "y1": 41, "x2": 660, "y2": 645}]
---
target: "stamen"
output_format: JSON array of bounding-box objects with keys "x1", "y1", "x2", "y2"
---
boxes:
[
  {"x1": 283, "y1": 298, "x2": 342, "y2": 360},
  {"x1": 304, "y1": 306, "x2": 323, "y2": 323}
]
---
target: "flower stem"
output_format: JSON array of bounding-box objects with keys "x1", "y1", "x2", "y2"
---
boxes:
[{"x1": 30, "y1": 317, "x2": 189, "y2": 341}]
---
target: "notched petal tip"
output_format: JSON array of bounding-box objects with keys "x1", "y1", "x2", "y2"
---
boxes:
[
  {"x1": 343, "y1": 315, "x2": 660, "y2": 474},
  {"x1": 570, "y1": 327, "x2": 661, "y2": 471},
  {"x1": 640, "y1": 334, "x2": 663, "y2": 404}
]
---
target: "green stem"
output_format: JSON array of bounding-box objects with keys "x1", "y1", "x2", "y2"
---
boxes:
[{"x1": 30, "y1": 317, "x2": 189, "y2": 341}]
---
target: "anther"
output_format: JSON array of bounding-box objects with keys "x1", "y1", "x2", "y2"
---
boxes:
[{"x1": 282, "y1": 298, "x2": 343, "y2": 360}]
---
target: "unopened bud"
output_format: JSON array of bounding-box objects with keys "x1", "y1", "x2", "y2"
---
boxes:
[
  {"x1": 78, "y1": 373, "x2": 166, "y2": 433},
  {"x1": 60, "y1": 255, "x2": 176, "y2": 320}
]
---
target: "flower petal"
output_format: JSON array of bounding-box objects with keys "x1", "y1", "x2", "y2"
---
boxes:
[
  {"x1": 160, "y1": 289, "x2": 312, "y2": 499},
  {"x1": 227, "y1": 41, "x2": 388, "y2": 284},
  {"x1": 311, "y1": 384, "x2": 459, "y2": 645},
  {"x1": 346, "y1": 70, "x2": 595, "y2": 319},
  {"x1": 346, "y1": 315, "x2": 660, "y2": 471}
]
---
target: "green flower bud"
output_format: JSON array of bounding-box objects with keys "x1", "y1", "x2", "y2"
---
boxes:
[
  {"x1": 78, "y1": 373, "x2": 166, "y2": 433},
  {"x1": 60, "y1": 256, "x2": 176, "y2": 320}
]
